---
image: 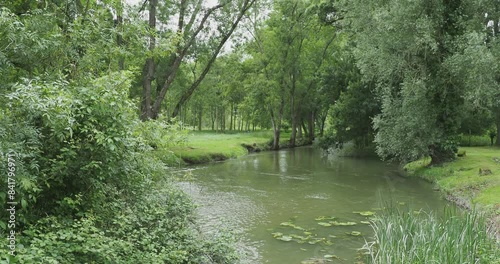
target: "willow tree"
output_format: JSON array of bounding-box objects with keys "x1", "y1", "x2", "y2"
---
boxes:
[{"x1": 343, "y1": 0, "x2": 468, "y2": 164}]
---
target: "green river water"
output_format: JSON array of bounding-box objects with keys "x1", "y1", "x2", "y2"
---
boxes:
[{"x1": 175, "y1": 146, "x2": 449, "y2": 263}]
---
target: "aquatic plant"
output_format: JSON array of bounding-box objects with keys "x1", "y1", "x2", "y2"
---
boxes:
[{"x1": 362, "y1": 208, "x2": 500, "y2": 264}]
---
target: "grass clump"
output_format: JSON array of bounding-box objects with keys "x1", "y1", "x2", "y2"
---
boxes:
[{"x1": 363, "y1": 208, "x2": 500, "y2": 264}]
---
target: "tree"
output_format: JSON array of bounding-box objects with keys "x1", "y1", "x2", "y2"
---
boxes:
[
  {"x1": 343, "y1": 0, "x2": 468, "y2": 164},
  {"x1": 444, "y1": 4, "x2": 500, "y2": 146},
  {"x1": 139, "y1": 0, "x2": 256, "y2": 120}
]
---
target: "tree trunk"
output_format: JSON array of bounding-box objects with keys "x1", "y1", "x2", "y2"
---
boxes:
[
  {"x1": 270, "y1": 95, "x2": 285, "y2": 150},
  {"x1": 116, "y1": 1, "x2": 124, "y2": 70},
  {"x1": 302, "y1": 121, "x2": 308, "y2": 138},
  {"x1": 496, "y1": 109, "x2": 500, "y2": 146},
  {"x1": 211, "y1": 107, "x2": 215, "y2": 130},
  {"x1": 198, "y1": 108, "x2": 202, "y2": 131},
  {"x1": 273, "y1": 128, "x2": 281, "y2": 150},
  {"x1": 308, "y1": 110, "x2": 315, "y2": 142},
  {"x1": 297, "y1": 114, "x2": 302, "y2": 139},
  {"x1": 140, "y1": 0, "x2": 156, "y2": 120},
  {"x1": 319, "y1": 114, "x2": 327, "y2": 136},
  {"x1": 215, "y1": 107, "x2": 219, "y2": 133},
  {"x1": 230, "y1": 103, "x2": 234, "y2": 131}
]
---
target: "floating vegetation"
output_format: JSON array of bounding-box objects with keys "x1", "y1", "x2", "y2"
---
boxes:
[
  {"x1": 323, "y1": 240, "x2": 334, "y2": 246},
  {"x1": 291, "y1": 234, "x2": 310, "y2": 241},
  {"x1": 324, "y1": 254, "x2": 340, "y2": 259},
  {"x1": 280, "y1": 221, "x2": 306, "y2": 230},
  {"x1": 347, "y1": 231, "x2": 362, "y2": 236},
  {"x1": 271, "y1": 232, "x2": 283, "y2": 238},
  {"x1": 330, "y1": 221, "x2": 357, "y2": 226},
  {"x1": 303, "y1": 231, "x2": 312, "y2": 235},
  {"x1": 315, "y1": 216, "x2": 336, "y2": 221},
  {"x1": 277, "y1": 235, "x2": 293, "y2": 242},
  {"x1": 308, "y1": 238, "x2": 325, "y2": 245},
  {"x1": 360, "y1": 221, "x2": 371, "y2": 225},
  {"x1": 318, "y1": 222, "x2": 332, "y2": 227},
  {"x1": 353, "y1": 211, "x2": 375, "y2": 216},
  {"x1": 280, "y1": 221, "x2": 294, "y2": 227},
  {"x1": 397, "y1": 201, "x2": 406, "y2": 206}
]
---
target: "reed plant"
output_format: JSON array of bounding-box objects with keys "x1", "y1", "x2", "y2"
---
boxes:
[{"x1": 362, "y1": 207, "x2": 499, "y2": 264}]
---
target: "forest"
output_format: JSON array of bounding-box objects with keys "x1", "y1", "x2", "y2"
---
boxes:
[{"x1": 1, "y1": 0, "x2": 499, "y2": 263}]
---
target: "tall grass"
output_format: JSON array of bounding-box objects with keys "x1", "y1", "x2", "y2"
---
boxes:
[{"x1": 363, "y1": 207, "x2": 500, "y2": 264}]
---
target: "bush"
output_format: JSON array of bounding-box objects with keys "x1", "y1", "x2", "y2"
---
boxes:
[{"x1": 0, "y1": 72, "x2": 239, "y2": 263}]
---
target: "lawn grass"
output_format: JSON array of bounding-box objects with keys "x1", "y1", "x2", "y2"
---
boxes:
[
  {"x1": 404, "y1": 147, "x2": 500, "y2": 238},
  {"x1": 169, "y1": 130, "x2": 279, "y2": 164}
]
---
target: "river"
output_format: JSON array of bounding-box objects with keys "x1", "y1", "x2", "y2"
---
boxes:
[{"x1": 175, "y1": 146, "x2": 449, "y2": 263}]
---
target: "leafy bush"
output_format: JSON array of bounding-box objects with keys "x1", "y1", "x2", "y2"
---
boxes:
[{"x1": 0, "y1": 72, "x2": 239, "y2": 263}]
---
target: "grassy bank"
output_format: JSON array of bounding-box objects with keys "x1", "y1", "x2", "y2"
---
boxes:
[
  {"x1": 404, "y1": 146, "x2": 500, "y2": 238},
  {"x1": 168, "y1": 131, "x2": 303, "y2": 164}
]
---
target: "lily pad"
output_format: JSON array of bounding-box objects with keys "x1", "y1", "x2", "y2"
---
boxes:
[
  {"x1": 280, "y1": 221, "x2": 294, "y2": 227},
  {"x1": 318, "y1": 222, "x2": 332, "y2": 227},
  {"x1": 360, "y1": 221, "x2": 371, "y2": 225},
  {"x1": 323, "y1": 240, "x2": 333, "y2": 246},
  {"x1": 353, "y1": 211, "x2": 375, "y2": 216},
  {"x1": 330, "y1": 221, "x2": 357, "y2": 226},
  {"x1": 324, "y1": 254, "x2": 339, "y2": 259},
  {"x1": 303, "y1": 231, "x2": 312, "y2": 235},
  {"x1": 347, "y1": 231, "x2": 362, "y2": 236},
  {"x1": 291, "y1": 234, "x2": 309, "y2": 241},
  {"x1": 308, "y1": 238, "x2": 325, "y2": 245},
  {"x1": 271, "y1": 232, "x2": 283, "y2": 238},
  {"x1": 293, "y1": 225, "x2": 306, "y2": 231},
  {"x1": 277, "y1": 235, "x2": 293, "y2": 242}
]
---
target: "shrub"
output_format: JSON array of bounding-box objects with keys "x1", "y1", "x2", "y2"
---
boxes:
[{"x1": 0, "y1": 72, "x2": 240, "y2": 263}]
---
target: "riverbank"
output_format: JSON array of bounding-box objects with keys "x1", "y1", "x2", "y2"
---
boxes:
[
  {"x1": 404, "y1": 146, "x2": 500, "y2": 240},
  {"x1": 168, "y1": 131, "x2": 309, "y2": 165}
]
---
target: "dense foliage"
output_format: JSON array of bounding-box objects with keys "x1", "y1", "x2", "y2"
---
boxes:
[
  {"x1": 0, "y1": 4, "x2": 237, "y2": 263},
  {"x1": 1, "y1": 0, "x2": 500, "y2": 262}
]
